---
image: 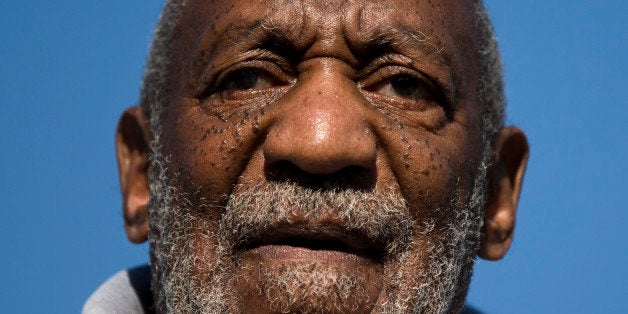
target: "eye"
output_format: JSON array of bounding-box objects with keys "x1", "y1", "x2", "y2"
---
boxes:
[
  {"x1": 374, "y1": 74, "x2": 433, "y2": 101},
  {"x1": 218, "y1": 67, "x2": 277, "y2": 91}
]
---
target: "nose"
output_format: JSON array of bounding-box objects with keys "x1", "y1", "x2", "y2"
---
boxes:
[{"x1": 263, "y1": 69, "x2": 377, "y2": 176}]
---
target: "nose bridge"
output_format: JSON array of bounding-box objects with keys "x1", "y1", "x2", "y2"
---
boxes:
[{"x1": 263, "y1": 66, "x2": 376, "y2": 175}]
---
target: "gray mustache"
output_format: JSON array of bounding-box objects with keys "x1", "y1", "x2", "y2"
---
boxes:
[{"x1": 218, "y1": 181, "x2": 414, "y2": 256}]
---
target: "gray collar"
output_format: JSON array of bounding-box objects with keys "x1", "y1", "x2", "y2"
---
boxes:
[{"x1": 83, "y1": 265, "x2": 154, "y2": 314}]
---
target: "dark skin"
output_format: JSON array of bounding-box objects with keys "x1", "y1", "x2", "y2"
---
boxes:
[{"x1": 116, "y1": 0, "x2": 529, "y2": 312}]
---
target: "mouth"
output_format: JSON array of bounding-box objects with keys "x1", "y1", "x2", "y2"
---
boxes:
[{"x1": 236, "y1": 224, "x2": 386, "y2": 264}]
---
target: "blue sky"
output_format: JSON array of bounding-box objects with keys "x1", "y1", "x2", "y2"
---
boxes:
[{"x1": 0, "y1": 1, "x2": 626, "y2": 313}]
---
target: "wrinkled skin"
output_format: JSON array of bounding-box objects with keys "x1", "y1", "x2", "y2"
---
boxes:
[{"x1": 116, "y1": 0, "x2": 529, "y2": 313}]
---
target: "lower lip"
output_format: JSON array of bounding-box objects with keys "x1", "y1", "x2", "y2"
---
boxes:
[{"x1": 242, "y1": 245, "x2": 379, "y2": 267}]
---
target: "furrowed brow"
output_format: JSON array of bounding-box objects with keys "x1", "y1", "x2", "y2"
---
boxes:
[
  {"x1": 351, "y1": 23, "x2": 456, "y2": 103},
  {"x1": 191, "y1": 18, "x2": 300, "y2": 90},
  {"x1": 207, "y1": 18, "x2": 301, "y2": 62},
  {"x1": 353, "y1": 24, "x2": 452, "y2": 70}
]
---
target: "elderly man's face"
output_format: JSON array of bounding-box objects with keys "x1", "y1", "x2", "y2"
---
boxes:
[{"x1": 116, "y1": 0, "x2": 529, "y2": 312}]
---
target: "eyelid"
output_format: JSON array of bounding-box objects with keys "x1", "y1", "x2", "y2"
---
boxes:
[
  {"x1": 216, "y1": 67, "x2": 271, "y2": 91},
  {"x1": 215, "y1": 61, "x2": 289, "y2": 90},
  {"x1": 358, "y1": 54, "x2": 453, "y2": 109},
  {"x1": 198, "y1": 50, "x2": 295, "y2": 98},
  {"x1": 360, "y1": 66, "x2": 438, "y2": 106}
]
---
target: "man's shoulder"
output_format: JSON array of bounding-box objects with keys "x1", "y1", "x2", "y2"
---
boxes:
[{"x1": 83, "y1": 264, "x2": 154, "y2": 314}]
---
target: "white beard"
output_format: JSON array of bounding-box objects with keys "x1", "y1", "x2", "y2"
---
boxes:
[{"x1": 148, "y1": 151, "x2": 486, "y2": 313}]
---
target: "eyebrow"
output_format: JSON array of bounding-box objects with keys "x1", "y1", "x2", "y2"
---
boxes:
[
  {"x1": 361, "y1": 24, "x2": 449, "y2": 62},
  {"x1": 207, "y1": 18, "x2": 302, "y2": 59},
  {"x1": 197, "y1": 17, "x2": 456, "y2": 103},
  {"x1": 353, "y1": 23, "x2": 456, "y2": 104},
  {"x1": 203, "y1": 15, "x2": 453, "y2": 66}
]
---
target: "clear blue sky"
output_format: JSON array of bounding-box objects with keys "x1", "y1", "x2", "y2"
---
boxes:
[{"x1": 0, "y1": 1, "x2": 625, "y2": 313}]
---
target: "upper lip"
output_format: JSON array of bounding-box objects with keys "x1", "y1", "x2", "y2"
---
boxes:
[{"x1": 236, "y1": 223, "x2": 386, "y2": 262}]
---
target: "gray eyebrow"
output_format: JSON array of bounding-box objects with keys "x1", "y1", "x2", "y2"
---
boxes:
[
  {"x1": 205, "y1": 14, "x2": 450, "y2": 62},
  {"x1": 351, "y1": 23, "x2": 456, "y2": 103},
  {"x1": 190, "y1": 17, "x2": 300, "y2": 93},
  {"x1": 211, "y1": 17, "x2": 302, "y2": 55},
  {"x1": 357, "y1": 23, "x2": 451, "y2": 66}
]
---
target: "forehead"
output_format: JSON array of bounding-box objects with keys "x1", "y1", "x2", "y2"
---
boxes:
[
  {"x1": 178, "y1": 0, "x2": 480, "y2": 54},
  {"x1": 182, "y1": 0, "x2": 477, "y2": 24}
]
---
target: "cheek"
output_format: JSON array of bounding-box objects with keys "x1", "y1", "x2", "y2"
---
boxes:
[
  {"x1": 160, "y1": 98, "x2": 263, "y2": 208},
  {"x1": 384, "y1": 129, "x2": 479, "y2": 225}
]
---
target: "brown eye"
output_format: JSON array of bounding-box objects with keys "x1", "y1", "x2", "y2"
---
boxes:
[
  {"x1": 378, "y1": 74, "x2": 432, "y2": 101},
  {"x1": 219, "y1": 68, "x2": 275, "y2": 91}
]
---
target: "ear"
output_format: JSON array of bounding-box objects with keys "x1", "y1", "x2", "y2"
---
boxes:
[
  {"x1": 116, "y1": 106, "x2": 151, "y2": 243},
  {"x1": 479, "y1": 126, "x2": 529, "y2": 260}
]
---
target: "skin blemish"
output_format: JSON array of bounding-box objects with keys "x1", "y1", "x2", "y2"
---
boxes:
[
  {"x1": 218, "y1": 112, "x2": 229, "y2": 122},
  {"x1": 252, "y1": 115, "x2": 260, "y2": 133}
]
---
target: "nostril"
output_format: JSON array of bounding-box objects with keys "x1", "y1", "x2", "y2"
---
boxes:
[
  {"x1": 265, "y1": 160, "x2": 303, "y2": 182},
  {"x1": 263, "y1": 132, "x2": 378, "y2": 176},
  {"x1": 265, "y1": 161, "x2": 377, "y2": 191}
]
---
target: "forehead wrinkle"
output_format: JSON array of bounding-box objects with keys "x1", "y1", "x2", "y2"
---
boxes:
[
  {"x1": 385, "y1": 23, "x2": 453, "y2": 76},
  {"x1": 295, "y1": 0, "x2": 360, "y2": 66},
  {"x1": 349, "y1": 21, "x2": 455, "y2": 95},
  {"x1": 190, "y1": 5, "x2": 315, "y2": 95},
  {"x1": 347, "y1": 5, "x2": 452, "y2": 68},
  {"x1": 191, "y1": 10, "x2": 308, "y2": 84},
  {"x1": 202, "y1": 6, "x2": 309, "y2": 58}
]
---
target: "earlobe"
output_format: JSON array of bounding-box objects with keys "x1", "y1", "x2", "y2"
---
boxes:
[
  {"x1": 115, "y1": 106, "x2": 151, "y2": 243},
  {"x1": 479, "y1": 126, "x2": 529, "y2": 260}
]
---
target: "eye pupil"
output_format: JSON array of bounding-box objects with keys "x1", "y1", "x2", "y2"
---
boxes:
[
  {"x1": 224, "y1": 69, "x2": 260, "y2": 90},
  {"x1": 391, "y1": 75, "x2": 420, "y2": 97}
]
